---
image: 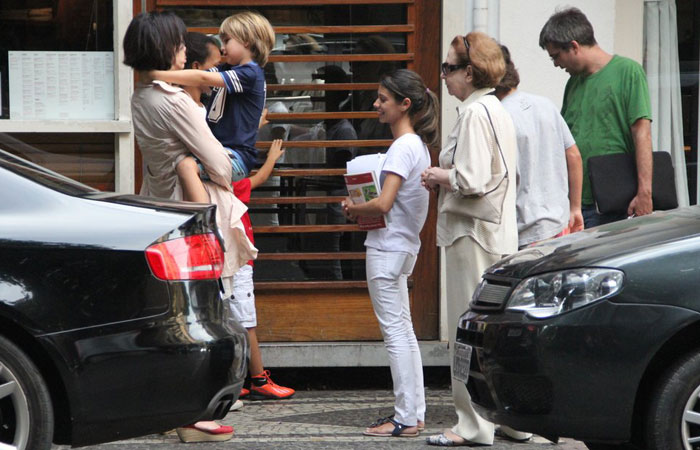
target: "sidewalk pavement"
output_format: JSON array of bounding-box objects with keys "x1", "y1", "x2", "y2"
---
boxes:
[{"x1": 58, "y1": 388, "x2": 587, "y2": 449}]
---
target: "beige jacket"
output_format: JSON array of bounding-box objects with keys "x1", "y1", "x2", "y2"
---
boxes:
[
  {"x1": 436, "y1": 88, "x2": 518, "y2": 256},
  {"x1": 132, "y1": 81, "x2": 257, "y2": 275}
]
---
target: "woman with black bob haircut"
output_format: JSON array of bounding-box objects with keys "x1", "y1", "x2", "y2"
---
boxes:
[
  {"x1": 123, "y1": 11, "x2": 187, "y2": 71},
  {"x1": 122, "y1": 12, "x2": 256, "y2": 443}
]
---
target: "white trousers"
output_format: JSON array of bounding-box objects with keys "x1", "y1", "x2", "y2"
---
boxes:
[
  {"x1": 445, "y1": 236, "x2": 531, "y2": 444},
  {"x1": 366, "y1": 248, "x2": 426, "y2": 426}
]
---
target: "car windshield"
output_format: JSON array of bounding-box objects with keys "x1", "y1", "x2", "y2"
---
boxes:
[{"x1": 0, "y1": 145, "x2": 97, "y2": 196}]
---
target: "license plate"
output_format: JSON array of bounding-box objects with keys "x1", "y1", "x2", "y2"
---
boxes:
[{"x1": 452, "y1": 342, "x2": 472, "y2": 383}]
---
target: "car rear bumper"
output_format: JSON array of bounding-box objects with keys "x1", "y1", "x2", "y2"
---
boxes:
[
  {"x1": 41, "y1": 282, "x2": 249, "y2": 447},
  {"x1": 458, "y1": 300, "x2": 696, "y2": 442}
]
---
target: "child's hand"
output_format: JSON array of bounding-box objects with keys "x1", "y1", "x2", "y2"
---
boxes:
[
  {"x1": 267, "y1": 139, "x2": 285, "y2": 163},
  {"x1": 259, "y1": 108, "x2": 269, "y2": 129},
  {"x1": 341, "y1": 197, "x2": 356, "y2": 221}
]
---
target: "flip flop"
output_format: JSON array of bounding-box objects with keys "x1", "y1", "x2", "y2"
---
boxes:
[
  {"x1": 363, "y1": 416, "x2": 419, "y2": 437},
  {"x1": 366, "y1": 414, "x2": 425, "y2": 431}
]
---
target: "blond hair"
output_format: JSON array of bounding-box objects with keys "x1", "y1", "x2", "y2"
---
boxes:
[
  {"x1": 451, "y1": 31, "x2": 505, "y2": 89},
  {"x1": 219, "y1": 11, "x2": 275, "y2": 66}
]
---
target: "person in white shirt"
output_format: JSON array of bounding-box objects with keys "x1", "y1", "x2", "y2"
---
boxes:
[
  {"x1": 495, "y1": 44, "x2": 584, "y2": 248},
  {"x1": 342, "y1": 69, "x2": 438, "y2": 438}
]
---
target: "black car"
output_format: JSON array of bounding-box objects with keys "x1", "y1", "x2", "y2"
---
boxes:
[
  {"x1": 0, "y1": 149, "x2": 248, "y2": 449},
  {"x1": 457, "y1": 209, "x2": 700, "y2": 450}
]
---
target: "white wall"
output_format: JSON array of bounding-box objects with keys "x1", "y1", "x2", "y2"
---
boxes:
[
  {"x1": 615, "y1": 0, "x2": 645, "y2": 63},
  {"x1": 500, "y1": 0, "x2": 643, "y2": 108},
  {"x1": 440, "y1": 0, "x2": 470, "y2": 154},
  {"x1": 439, "y1": 0, "x2": 470, "y2": 341}
]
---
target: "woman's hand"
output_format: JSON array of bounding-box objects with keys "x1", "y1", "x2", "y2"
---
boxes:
[
  {"x1": 341, "y1": 197, "x2": 356, "y2": 221},
  {"x1": 421, "y1": 166, "x2": 449, "y2": 192}
]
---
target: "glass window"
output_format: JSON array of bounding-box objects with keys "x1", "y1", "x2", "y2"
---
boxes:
[
  {"x1": 0, "y1": 0, "x2": 114, "y2": 119},
  {"x1": 169, "y1": 5, "x2": 406, "y2": 27},
  {"x1": 0, "y1": 143, "x2": 97, "y2": 196},
  {"x1": 0, "y1": 133, "x2": 115, "y2": 192},
  {"x1": 678, "y1": 0, "x2": 699, "y2": 204},
  {"x1": 161, "y1": 4, "x2": 413, "y2": 282},
  {"x1": 0, "y1": 1, "x2": 116, "y2": 192}
]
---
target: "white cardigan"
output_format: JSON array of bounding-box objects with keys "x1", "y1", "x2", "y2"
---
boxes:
[{"x1": 436, "y1": 88, "x2": 518, "y2": 256}]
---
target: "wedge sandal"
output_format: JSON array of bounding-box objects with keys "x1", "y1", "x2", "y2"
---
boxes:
[{"x1": 175, "y1": 424, "x2": 234, "y2": 443}]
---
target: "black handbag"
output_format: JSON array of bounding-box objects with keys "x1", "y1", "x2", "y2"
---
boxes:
[{"x1": 587, "y1": 151, "x2": 678, "y2": 214}]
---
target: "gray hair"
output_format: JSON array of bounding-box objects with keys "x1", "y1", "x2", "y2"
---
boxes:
[{"x1": 539, "y1": 7, "x2": 596, "y2": 50}]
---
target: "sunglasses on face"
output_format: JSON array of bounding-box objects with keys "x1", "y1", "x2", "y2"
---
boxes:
[
  {"x1": 440, "y1": 35, "x2": 471, "y2": 76},
  {"x1": 441, "y1": 62, "x2": 467, "y2": 76}
]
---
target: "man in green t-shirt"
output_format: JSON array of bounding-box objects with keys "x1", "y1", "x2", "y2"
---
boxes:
[{"x1": 539, "y1": 7, "x2": 653, "y2": 228}]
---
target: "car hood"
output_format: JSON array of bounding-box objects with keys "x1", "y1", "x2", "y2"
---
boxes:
[{"x1": 489, "y1": 206, "x2": 700, "y2": 279}]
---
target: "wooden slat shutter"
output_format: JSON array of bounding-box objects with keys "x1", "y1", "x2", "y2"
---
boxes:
[{"x1": 150, "y1": 0, "x2": 440, "y2": 341}]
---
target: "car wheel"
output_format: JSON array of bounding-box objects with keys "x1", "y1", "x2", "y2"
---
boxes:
[
  {"x1": 645, "y1": 351, "x2": 700, "y2": 450},
  {"x1": 0, "y1": 335, "x2": 53, "y2": 450}
]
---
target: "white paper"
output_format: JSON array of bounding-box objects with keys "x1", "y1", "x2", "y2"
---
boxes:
[
  {"x1": 9, "y1": 51, "x2": 114, "y2": 120},
  {"x1": 346, "y1": 153, "x2": 386, "y2": 176}
]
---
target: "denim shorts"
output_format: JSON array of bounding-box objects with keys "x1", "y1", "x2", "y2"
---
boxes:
[{"x1": 197, "y1": 147, "x2": 249, "y2": 182}]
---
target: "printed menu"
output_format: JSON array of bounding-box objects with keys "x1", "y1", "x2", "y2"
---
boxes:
[{"x1": 8, "y1": 51, "x2": 114, "y2": 120}]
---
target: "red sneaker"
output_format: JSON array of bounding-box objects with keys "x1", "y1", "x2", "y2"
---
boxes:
[
  {"x1": 249, "y1": 370, "x2": 295, "y2": 400},
  {"x1": 239, "y1": 387, "x2": 250, "y2": 398}
]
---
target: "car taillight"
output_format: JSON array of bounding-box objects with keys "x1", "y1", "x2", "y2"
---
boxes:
[{"x1": 145, "y1": 233, "x2": 224, "y2": 280}]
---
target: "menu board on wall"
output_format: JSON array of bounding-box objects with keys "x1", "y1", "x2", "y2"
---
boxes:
[{"x1": 8, "y1": 51, "x2": 114, "y2": 120}]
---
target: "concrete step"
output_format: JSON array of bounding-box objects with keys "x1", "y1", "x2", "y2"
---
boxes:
[{"x1": 261, "y1": 340, "x2": 449, "y2": 367}]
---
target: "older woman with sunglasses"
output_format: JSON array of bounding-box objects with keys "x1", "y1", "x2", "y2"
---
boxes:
[{"x1": 421, "y1": 32, "x2": 531, "y2": 446}]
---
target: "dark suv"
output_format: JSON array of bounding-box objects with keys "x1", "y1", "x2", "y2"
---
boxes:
[{"x1": 458, "y1": 208, "x2": 700, "y2": 450}]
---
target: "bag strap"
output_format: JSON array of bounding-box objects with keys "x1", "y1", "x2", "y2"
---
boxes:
[
  {"x1": 480, "y1": 102, "x2": 509, "y2": 195},
  {"x1": 482, "y1": 102, "x2": 506, "y2": 165},
  {"x1": 450, "y1": 101, "x2": 508, "y2": 195}
]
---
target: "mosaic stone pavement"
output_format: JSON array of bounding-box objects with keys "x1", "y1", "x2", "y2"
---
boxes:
[{"x1": 56, "y1": 389, "x2": 587, "y2": 449}]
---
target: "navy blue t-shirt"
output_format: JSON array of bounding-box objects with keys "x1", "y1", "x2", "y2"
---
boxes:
[{"x1": 206, "y1": 62, "x2": 266, "y2": 171}]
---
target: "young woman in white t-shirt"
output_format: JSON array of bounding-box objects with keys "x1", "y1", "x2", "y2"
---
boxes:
[{"x1": 342, "y1": 69, "x2": 439, "y2": 438}]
